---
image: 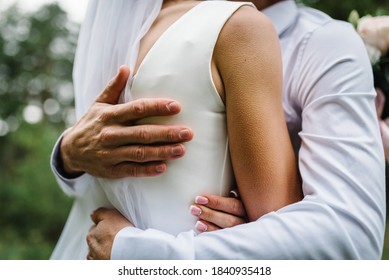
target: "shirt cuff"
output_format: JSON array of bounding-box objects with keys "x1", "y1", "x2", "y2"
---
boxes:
[
  {"x1": 111, "y1": 227, "x2": 196, "y2": 260},
  {"x1": 111, "y1": 227, "x2": 144, "y2": 260},
  {"x1": 50, "y1": 132, "x2": 86, "y2": 193}
]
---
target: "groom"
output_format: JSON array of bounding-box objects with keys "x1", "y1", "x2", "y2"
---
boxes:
[{"x1": 53, "y1": 0, "x2": 385, "y2": 259}]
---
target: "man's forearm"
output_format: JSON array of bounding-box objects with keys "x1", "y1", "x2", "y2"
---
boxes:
[{"x1": 111, "y1": 201, "x2": 364, "y2": 259}]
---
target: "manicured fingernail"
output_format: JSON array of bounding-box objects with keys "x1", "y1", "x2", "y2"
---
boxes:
[
  {"x1": 167, "y1": 101, "x2": 179, "y2": 112},
  {"x1": 195, "y1": 196, "x2": 208, "y2": 205},
  {"x1": 179, "y1": 129, "x2": 191, "y2": 140},
  {"x1": 155, "y1": 164, "x2": 166, "y2": 173},
  {"x1": 190, "y1": 205, "x2": 202, "y2": 216},
  {"x1": 172, "y1": 145, "x2": 184, "y2": 156},
  {"x1": 195, "y1": 221, "x2": 207, "y2": 232}
]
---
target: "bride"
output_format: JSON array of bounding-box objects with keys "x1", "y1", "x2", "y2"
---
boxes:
[{"x1": 51, "y1": 0, "x2": 302, "y2": 259}]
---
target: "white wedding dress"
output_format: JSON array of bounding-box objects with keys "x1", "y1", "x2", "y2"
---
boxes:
[{"x1": 51, "y1": 1, "x2": 252, "y2": 259}]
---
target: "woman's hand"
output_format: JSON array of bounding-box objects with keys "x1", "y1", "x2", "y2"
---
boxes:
[{"x1": 189, "y1": 194, "x2": 247, "y2": 232}]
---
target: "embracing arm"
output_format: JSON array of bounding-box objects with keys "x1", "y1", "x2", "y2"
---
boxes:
[
  {"x1": 51, "y1": 66, "x2": 194, "y2": 196},
  {"x1": 89, "y1": 10, "x2": 384, "y2": 261},
  {"x1": 190, "y1": 19, "x2": 385, "y2": 255},
  {"x1": 215, "y1": 7, "x2": 301, "y2": 221},
  {"x1": 109, "y1": 21, "x2": 383, "y2": 260}
]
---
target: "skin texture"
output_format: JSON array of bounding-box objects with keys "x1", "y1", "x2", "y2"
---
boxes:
[
  {"x1": 190, "y1": 194, "x2": 247, "y2": 232},
  {"x1": 216, "y1": 5, "x2": 301, "y2": 221},
  {"x1": 192, "y1": 0, "x2": 287, "y2": 232},
  {"x1": 87, "y1": 208, "x2": 131, "y2": 260},
  {"x1": 87, "y1": 0, "x2": 302, "y2": 259},
  {"x1": 60, "y1": 66, "x2": 194, "y2": 178}
]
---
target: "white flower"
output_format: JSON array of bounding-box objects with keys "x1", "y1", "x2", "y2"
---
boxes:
[
  {"x1": 357, "y1": 15, "x2": 389, "y2": 58},
  {"x1": 364, "y1": 42, "x2": 382, "y2": 64}
]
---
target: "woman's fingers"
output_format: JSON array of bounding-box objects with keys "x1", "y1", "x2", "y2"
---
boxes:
[
  {"x1": 195, "y1": 194, "x2": 246, "y2": 217},
  {"x1": 189, "y1": 204, "x2": 246, "y2": 230},
  {"x1": 195, "y1": 220, "x2": 221, "y2": 233},
  {"x1": 189, "y1": 193, "x2": 247, "y2": 232}
]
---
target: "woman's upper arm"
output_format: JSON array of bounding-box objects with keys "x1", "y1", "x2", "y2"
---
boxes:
[{"x1": 215, "y1": 7, "x2": 302, "y2": 221}]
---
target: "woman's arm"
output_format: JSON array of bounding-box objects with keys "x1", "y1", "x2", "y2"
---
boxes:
[{"x1": 215, "y1": 6, "x2": 302, "y2": 221}]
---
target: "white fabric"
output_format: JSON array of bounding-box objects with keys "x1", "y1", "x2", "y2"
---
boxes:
[
  {"x1": 50, "y1": 0, "x2": 163, "y2": 197},
  {"x1": 50, "y1": 0, "x2": 163, "y2": 259},
  {"x1": 97, "y1": 1, "x2": 247, "y2": 234},
  {"x1": 73, "y1": 0, "x2": 162, "y2": 115},
  {"x1": 111, "y1": 1, "x2": 386, "y2": 259},
  {"x1": 50, "y1": 0, "x2": 251, "y2": 259},
  {"x1": 51, "y1": 0, "x2": 386, "y2": 259}
]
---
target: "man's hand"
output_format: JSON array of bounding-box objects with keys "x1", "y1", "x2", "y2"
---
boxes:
[
  {"x1": 60, "y1": 65, "x2": 194, "y2": 178},
  {"x1": 87, "y1": 207, "x2": 132, "y2": 260},
  {"x1": 189, "y1": 194, "x2": 247, "y2": 232}
]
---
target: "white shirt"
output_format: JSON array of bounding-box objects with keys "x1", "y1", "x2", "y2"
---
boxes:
[{"x1": 51, "y1": 0, "x2": 386, "y2": 259}]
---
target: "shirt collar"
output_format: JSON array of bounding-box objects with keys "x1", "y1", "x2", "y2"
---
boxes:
[{"x1": 262, "y1": 0, "x2": 298, "y2": 36}]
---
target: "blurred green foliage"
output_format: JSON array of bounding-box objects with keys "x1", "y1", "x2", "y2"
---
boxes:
[
  {"x1": 0, "y1": 3, "x2": 76, "y2": 259},
  {"x1": 298, "y1": 0, "x2": 389, "y2": 19},
  {"x1": 0, "y1": 0, "x2": 388, "y2": 259},
  {"x1": 0, "y1": 122, "x2": 72, "y2": 259}
]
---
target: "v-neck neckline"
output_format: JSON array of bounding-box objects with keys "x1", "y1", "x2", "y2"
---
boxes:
[{"x1": 130, "y1": 1, "x2": 205, "y2": 88}]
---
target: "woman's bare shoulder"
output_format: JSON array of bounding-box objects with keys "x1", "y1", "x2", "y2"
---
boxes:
[
  {"x1": 215, "y1": 4, "x2": 278, "y2": 61},
  {"x1": 215, "y1": 4, "x2": 280, "y2": 72},
  {"x1": 222, "y1": 5, "x2": 275, "y2": 41}
]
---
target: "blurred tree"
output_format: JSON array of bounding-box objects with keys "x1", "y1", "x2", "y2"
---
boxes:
[
  {"x1": 0, "y1": 3, "x2": 78, "y2": 135},
  {"x1": 298, "y1": 0, "x2": 389, "y2": 20},
  {"x1": 0, "y1": 3, "x2": 77, "y2": 259}
]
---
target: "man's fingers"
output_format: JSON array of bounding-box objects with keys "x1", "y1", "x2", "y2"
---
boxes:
[
  {"x1": 110, "y1": 144, "x2": 186, "y2": 163},
  {"x1": 98, "y1": 125, "x2": 193, "y2": 147},
  {"x1": 95, "y1": 65, "x2": 130, "y2": 104},
  {"x1": 90, "y1": 207, "x2": 111, "y2": 224},
  {"x1": 86, "y1": 225, "x2": 97, "y2": 260},
  {"x1": 82, "y1": 144, "x2": 186, "y2": 178},
  {"x1": 190, "y1": 204, "x2": 246, "y2": 229},
  {"x1": 87, "y1": 227, "x2": 103, "y2": 260},
  {"x1": 84, "y1": 161, "x2": 170, "y2": 178},
  {"x1": 107, "y1": 161, "x2": 168, "y2": 178},
  {"x1": 112, "y1": 98, "x2": 182, "y2": 123},
  {"x1": 195, "y1": 194, "x2": 246, "y2": 217}
]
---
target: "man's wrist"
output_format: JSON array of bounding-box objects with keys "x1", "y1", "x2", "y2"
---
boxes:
[
  {"x1": 58, "y1": 155, "x2": 84, "y2": 178},
  {"x1": 58, "y1": 131, "x2": 85, "y2": 178}
]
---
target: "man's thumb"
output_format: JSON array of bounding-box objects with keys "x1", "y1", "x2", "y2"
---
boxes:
[{"x1": 95, "y1": 65, "x2": 131, "y2": 104}]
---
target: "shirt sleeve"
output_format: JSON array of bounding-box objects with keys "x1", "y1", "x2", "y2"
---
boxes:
[
  {"x1": 110, "y1": 21, "x2": 385, "y2": 260},
  {"x1": 50, "y1": 132, "x2": 90, "y2": 197},
  {"x1": 111, "y1": 201, "x2": 362, "y2": 259},
  {"x1": 294, "y1": 20, "x2": 386, "y2": 257}
]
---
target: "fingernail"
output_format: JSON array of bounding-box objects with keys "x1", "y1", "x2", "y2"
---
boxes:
[
  {"x1": 167, "y1": 101, "x2": 179, "y2": 112},
  {"x1": 172, "y1": 145, "x2": 184, "y2": 156},
  {"x1": 155, "y1": 164, "x2": 166, "y2": 173},
  {"x1": 195, "y1": 221, "x2": 208, "y2": 232},
  {"x1": 179, "y1": 129, "x2": 191, "y2": 140},
  {"x1": 189, "y1": 205, "x2": 202, "y2": 216},
  {"x1": 195, "y1": 196, "x2": 208, "y2": 205}
]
